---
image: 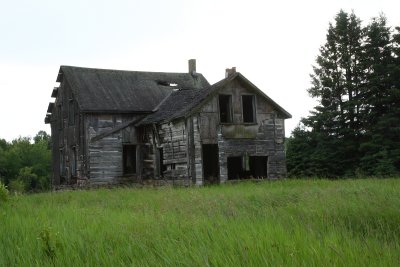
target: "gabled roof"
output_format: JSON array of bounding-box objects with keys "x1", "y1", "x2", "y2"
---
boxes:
[
  {"x1": 57, "y1": 66, "x2": 210, "y2": 113},
  {"x1": 139, "y1": 72, "x2": 291, "y2": 125}
]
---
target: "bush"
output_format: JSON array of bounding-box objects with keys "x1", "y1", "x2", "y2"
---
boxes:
[
  {"x1": 17, "y1": 167, "x2": 38, "y2": 192},
  {"x1": 8, "y1": 179, "x2": 26, "y2": 194},
  {"x1": 0, "y1": 181, "x2": 9, "y2": 203}
]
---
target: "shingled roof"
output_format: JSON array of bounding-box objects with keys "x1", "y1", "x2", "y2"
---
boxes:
[
  {"x1": 139, "y1": 87, "x2": 213, "y2": 124},
  {"x1": 58, "y1": 66, "x2": 210, "y2": 113},
  {"x1": 139, "y1": 72, "x2": 292, "y2": 125}
]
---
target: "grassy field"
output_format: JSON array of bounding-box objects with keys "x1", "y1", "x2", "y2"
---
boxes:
[{"x1": 1, "y1": 179, "x2": 400, "y2": 266}]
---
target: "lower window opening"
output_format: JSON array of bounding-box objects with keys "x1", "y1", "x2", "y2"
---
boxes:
[{"x1": 227, "y1": 156, "x2": 268, "y2": 179}]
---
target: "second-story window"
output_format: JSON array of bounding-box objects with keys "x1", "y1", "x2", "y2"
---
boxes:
[
  {"x1": 242, "y1": 95, "x2": 256, "y2": 123},
  {"x1": 219, "y1": 95, "x2": 233, "y2": 123}
]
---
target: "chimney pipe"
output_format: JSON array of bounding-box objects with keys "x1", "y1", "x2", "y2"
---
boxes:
[
  {"x1": 188, "y1": 59, "x2": 196, "y2": 74},
  {"x1": 225, "y1": 67, "x2": 236, "y2": 78}
]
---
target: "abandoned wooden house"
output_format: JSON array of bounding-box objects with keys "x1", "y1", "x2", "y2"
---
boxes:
[{"x1": 45, "y1": 60, "x2": 291, "y2": 186}]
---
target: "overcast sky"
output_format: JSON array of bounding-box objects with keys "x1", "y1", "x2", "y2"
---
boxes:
[{"x1": 0, "y1": 0, "x2": 399, "y2": 141}]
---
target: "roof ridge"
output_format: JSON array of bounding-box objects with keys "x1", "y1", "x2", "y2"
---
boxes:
[{"x1": 60, "y1": 65, "x2": 206, "y2": 76}]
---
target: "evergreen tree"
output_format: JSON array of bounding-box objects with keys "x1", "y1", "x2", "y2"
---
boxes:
[
  {"x1": 287, "y1": 11, "x2": 400, "y2": 177},
  {"x1": 303, "y1": 10, "x2": 364, "y2": 176},
  {"x1": 358, "y1": 15, "x2": 399, "y2": 175}
]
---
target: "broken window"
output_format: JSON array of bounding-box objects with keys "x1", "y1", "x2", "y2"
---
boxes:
[
  {"x1": 219, "y1": 95, "x2": 233, "y2": 123},
  {"x1": 227, "y1": 155, "x2": 268, "y2": 179},
  {"x1": 242, "y1": 95, "x2": 256, "y2": 123},
  {"x1": 227, "y1": 156, "x2": 244, "y2": 180},
  {"x1": 249, "y1": 156, "x2": 268, "y2": 178},
  {"x1": 123, "y1": 145, "x2": 136, "y2": 174}
]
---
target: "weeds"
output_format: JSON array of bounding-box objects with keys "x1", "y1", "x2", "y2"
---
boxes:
[
  {"x1": 38, "y1": 227, "x2": 62, "y2": 260},
  {"x1": 0, "y1": 179, "x2": 399, "y2": 266},
  {"x1": 0, "y1": 181, "x2": 9, "y2": 203}
]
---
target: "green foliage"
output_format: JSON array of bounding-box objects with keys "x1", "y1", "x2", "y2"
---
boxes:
[
  {"x1": 38, "y1": 227, "x2": 62, "y2": 260},
  {"x1": 0, "y1": 181, "x2": 9, "y2": 203},
  {"x1": 8, "y1": 179, "x2": 26, "y2": 194},
  {"x1": 0, "y1": 131, "x2": 51, "y2": 192},
  {"x1": 0, "y1": 179, "x2": 400, "y2": 266},
  {"x1": 288, "y1": 10, "x2": 400, "y2": 177}
]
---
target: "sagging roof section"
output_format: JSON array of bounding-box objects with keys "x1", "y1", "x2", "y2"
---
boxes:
[
  {"x1": 140, "y1": 72, "x2": 292, "y2": 125},
  {"x1": 58, "y1": 66, "x2": 210, "y2": 113}
]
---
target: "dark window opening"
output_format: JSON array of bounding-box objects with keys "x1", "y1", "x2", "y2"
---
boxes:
[
  {"x1": 202, "y1": 144, "x2": 219, "y2": 184},
  {"x1": 123, "y1": 145, "x2": 136, "y2": 174},
  {"x1": 242, "y1": 95, "x2": 256, "y2": 123},
  {"x1": 219, "y1": 95, "x2": 233, "y2": 123},
  {"x1": 227, "y1": 156, "x2": 268, "y2": 180},
  {"x1": 68, "y1": 99, "x2": 75, "y2": 126},
  {"x1": 227, "y1": 157, "x2": 244, "y2": 180},
  {"x1": 249, "y1": 156, "x2": 268, "y2": 178}
]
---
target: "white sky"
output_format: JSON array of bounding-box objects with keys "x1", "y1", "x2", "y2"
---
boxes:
[{"x1": 0, "y1": 0, "x2": 399, "y2": 141}]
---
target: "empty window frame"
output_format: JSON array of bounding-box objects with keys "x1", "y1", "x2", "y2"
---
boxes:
[
  {"x1": 242, "y1": 95, "x2": 256, "y2": 123},
  {"x1": 123, "y1": 145, "x2": 136, "y2": 174},
  {"x1": 219, "y1": 95, "x2": 233, "y2": 123}
]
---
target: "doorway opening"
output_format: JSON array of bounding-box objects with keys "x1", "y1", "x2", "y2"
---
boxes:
[
  {"x1": 202, "y1": 144, "x2": 219, "y2": 184},
  {"x1": 123, "y1": 145, "x2": 136, "y2": 175}
]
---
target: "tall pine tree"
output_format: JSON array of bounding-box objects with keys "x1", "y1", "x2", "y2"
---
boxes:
[
  {"x1": 287, "y1": 11, "x2": 400, "y2": 177},
  {"x1": 303, "y1": 10, "x2": 363, "y2": 176},
  {"x1": 358, "y1": 16, "x2": 398, "y2": 175}
]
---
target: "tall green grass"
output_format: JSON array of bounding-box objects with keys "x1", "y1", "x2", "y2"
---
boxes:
[{"x1": 1, "y1": 179, "x2": 399, "y2": 266}]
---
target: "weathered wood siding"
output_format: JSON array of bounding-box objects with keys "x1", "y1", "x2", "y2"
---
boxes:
[
  {"x1": 50, "y1": 73, "x2": 288, "y2": 187},
  {"x1": 85, "y1": 114, "x2": 141, "y2": 184},
  {"x1": 159, "y1": 121, "x2": 190, "y2": 183},
  {"x1": 142, "y1": 120, "x2": 192, "y2": 185},
  {"x1": 192, "y1": 116, "x2": 203, "y2": 185},
  {"x1": 196, "y1": 78, "x2": 287, "y2": 183},
  {"x1": 50, "y1": 79, "x2": 84, "y2": 185}
]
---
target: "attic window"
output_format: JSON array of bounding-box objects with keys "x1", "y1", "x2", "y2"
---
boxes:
[{"x1": 157, "y1": 81, "x2": 178, "y2": 87}]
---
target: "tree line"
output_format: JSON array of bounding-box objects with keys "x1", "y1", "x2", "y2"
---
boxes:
[
  {"x1": 287, "y1": 10, "x2": 400, "y2": 177},
  {"x1": 0, "y1": 131, "x2": 51, "y2": 192}
]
